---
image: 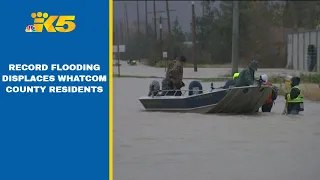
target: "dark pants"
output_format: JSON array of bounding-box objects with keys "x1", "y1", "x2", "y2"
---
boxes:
[
  {"x1": 287, "y1": 103, "x2": 302, "y2": 115},
  {"x1": 165, "y1": 88, "x2": 182, "y2": 96},
  {"x1": 262, "y1": 102, "x2": 273, "y2": 112},
  {"x1": 161, "y1": 78, "x2": 182, "y2": 96},
  {"x1": 174, "y1": 90, "x2": 182, "y2": 96}
]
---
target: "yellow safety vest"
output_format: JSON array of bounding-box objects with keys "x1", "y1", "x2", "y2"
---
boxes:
[
  {"x1": 287, "y1": 86, "x2": 303, "y2": 103},
  {"x1": 233, "y1": 73, "x2": 240, "y2": 80}
]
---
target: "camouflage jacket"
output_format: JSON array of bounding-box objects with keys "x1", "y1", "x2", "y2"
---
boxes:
[{"x1": 165, "y1": 60, "x2": 184, "y2": 88}]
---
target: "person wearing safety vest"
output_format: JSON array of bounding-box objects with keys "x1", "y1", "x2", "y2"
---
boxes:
[
  {"x1": 233, "y1": 72, "x2": 240, "y2": 79},
  {"x1": 222, "y1": 72, "x2": 239, "y2": 89},
  {"x1": 285, "y1": 77, "x2": 304, "y2": 114},
  {"x1": 258, "y1": 74, "x2": 278, "y2": 112}
]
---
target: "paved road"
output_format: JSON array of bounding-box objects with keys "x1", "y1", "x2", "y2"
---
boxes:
[{"x1": 113, "y1": 61, "x2": 300, "y2": 78}]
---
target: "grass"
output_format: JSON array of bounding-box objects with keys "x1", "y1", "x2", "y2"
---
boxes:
[
  {"x1": 301, "y1": 84, "x2": 320, "y2": 101},
  {"x1": 267, "y1": 73, "x2": 320, "y2": 84},
  {"x1": 300, "y1": 73, "x2": 320, "y2": 84},
  {"x1": 278, "y1": 83, "x2": 320, "y2": 101},
  {"x1": 271, "y1": 73, "x2": 320, "y2": 101}
]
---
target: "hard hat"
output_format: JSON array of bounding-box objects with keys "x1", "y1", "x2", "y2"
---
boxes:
[
  {"x1": 233, "y1": 72, "x2": 240, "y2": 80},
  {"x1": 260, "y1": 74, "x2": 268, "y2": 84},
  {"x1": 285, "y1": 75, "x2": 293, "y2": 81}
]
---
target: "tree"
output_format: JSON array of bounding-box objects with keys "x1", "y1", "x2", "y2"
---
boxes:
[
  {"x1": 121, "y1": 1, "x2": 320, "y2": 68},
  {"x1": 195, "y1": 1, "x2": 217, "y2": 63},
  {"x1": 171, "y1": 17, "x2": 186, "y2": 57}
]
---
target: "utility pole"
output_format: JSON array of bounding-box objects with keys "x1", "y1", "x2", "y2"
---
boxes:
[
  {"x1": 148, "y1": 9, "x2": 175, "y2": 65},
  {"x1": 148, "y1": 9, "x2": 176, "y2": 39},
  {"x1": 153, "y1": 0, "x2": 157, "y2": 39},
  {"x1": 145, "y1": 0, "x2": 148, "y2": 36},
  {"x1": 124, "y1": 3, "x2": 130, "y2": 41},
  {"x1": 202, "y1": 0, "x2": 205, "y2": 17},
  {"x1": 159, "y1": 16, "x2": 163, "y2": 62},
  {"x1": 165, "y1": 0, "x2": 172, "y2": 59},
  {"x1": 120, "y1": 20, "x2": 124, "y2": 45},
  {"x1": 191, "y1": 1, "x2": 198, "y2": 72},
  {"x1": 136, "y1": 0, "x2": 140, "y2": 34},
  {"x1": 150, "y1": 16, "x2": 168, "y2": 64},
  {"x1": 231, "y1": 1, "x2": 239, "y2": 75}
]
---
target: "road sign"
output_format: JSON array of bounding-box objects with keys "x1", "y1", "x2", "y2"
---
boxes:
[
  {"x1": 113, "y1": 45, "x2": 125, "y2": 53},
  {"x1": 162, "y1": 51, "x2": 167, "y2": 58}
]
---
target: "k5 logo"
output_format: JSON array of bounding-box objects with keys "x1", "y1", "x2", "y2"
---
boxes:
[{"x1": 25, "y1": 12, "x2": 76, "y2": 33}]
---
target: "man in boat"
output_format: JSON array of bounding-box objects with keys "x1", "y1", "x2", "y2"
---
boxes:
[
  {"x1": 161, "y1": 56, "x2": 186, "y2": 96},
  {"x1": 259, "y1": 74, "x2": 278, "y2": 112},
  {"x1": 234, "y1": 60, "x2": 259, "y2": 87},
  {"x1": 285, "y1": 76, "x2": 304, "y2": 115},
  {"x1": 148, "y1": 80, "x2": 160, "y2": 96},
  {"x1": 222, "y1": 72, "x2": 240, "y2": 89}
]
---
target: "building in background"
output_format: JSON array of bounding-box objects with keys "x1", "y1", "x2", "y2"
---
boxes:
[{"x1": 287, "y1": 29, "x2": 320, "y2": 72}]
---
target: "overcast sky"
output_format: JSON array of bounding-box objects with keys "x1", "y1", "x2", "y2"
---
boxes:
[{"x1": 113, "y1": 1, "x2": 207, "y2": 32}]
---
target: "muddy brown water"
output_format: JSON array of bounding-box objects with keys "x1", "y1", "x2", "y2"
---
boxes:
[{"x1": 114, "y1": 78, "x2": 320, "y2": 180}]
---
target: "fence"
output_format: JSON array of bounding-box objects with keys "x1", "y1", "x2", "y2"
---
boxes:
[{"x1": 287, "y1": 30, "x2": 320, "y2": 72}]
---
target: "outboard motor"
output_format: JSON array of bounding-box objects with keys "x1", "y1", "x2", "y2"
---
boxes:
[
  {"x1": 148, "y1": 80, "x2": 160, "y2": 97},
  {"x1": 188, "y1": 81, "x2": 203, "y2": 96}
]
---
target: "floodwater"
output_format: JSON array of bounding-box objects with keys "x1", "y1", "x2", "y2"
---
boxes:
[{"x1": 114, "y1": 78, "x2": 320, "y2": 180}]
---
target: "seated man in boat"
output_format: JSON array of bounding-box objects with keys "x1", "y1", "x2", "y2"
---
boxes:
[
  {"x1": 285, "y1": 77, "x2": 304, "y2": 115},
  {"x1": 148, "y1": 80, "x2": 161, "y2": 96},
  {"x1": 161, "y1": 56, "x2": 186, "y2": 96},
  {"x1": 234, "y1": 60, "x2": 259, "y2": 87},
  {"x1": 259, "y1": 74, "x2": 278, "y2": 112},
  {"x1": 222, "y1": 72, "x2": 240, "y2": 89}
]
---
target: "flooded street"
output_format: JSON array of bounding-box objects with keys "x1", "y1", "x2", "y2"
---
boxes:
[
  {"x1": 114, "y1": 78, "x2": 320, "y2": 180},
  {"x1": 113, "y1": 61, "x2": 299, "y2": 78}
]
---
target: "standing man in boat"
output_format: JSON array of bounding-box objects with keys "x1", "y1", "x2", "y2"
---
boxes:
[
  {"x1": 161, "y1": 56, "x2": 186, "y2": 96},
  {"x1": 234, "y1": 60, "x2": 259, "y2": 87},
  {"x1": 285, "y1": 77, "x2": 304, "y2": 114}
]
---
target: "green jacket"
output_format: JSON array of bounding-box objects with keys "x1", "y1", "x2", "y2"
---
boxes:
[{"x1": 234, "y1": 60, "x2": 259, "y2": 87}]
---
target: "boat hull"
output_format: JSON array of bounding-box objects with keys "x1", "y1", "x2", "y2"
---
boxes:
[
  {"x1": 139, "y1": 85, "x2": 272, "y2": 114},
  {"x1": 208, "y1": 86, "x2": 272, "y2": 113}
]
